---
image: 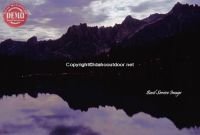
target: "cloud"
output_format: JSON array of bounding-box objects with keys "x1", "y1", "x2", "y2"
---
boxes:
[
  {"x1": 0, "y1": 94, "x2": 199, "y2": 135},
  {"x1": 84, "y1": 0, "x2": 195, "y2": 26},
  {"x1": 0, "y1": 0, "x2": 94, "y2": 42},
  {"x1": 20, "y1": 0, "x2": 47, "y2": 6},
  {"x1": 130, "y1": 0, "x2": 175, "y2": 13},
  {"x1": 179, "y1": 0, "x2": 200, "y2": 5},
  {"x1": 0, "y1": 18, "x2": 62, "y2": 41},
  {"x1": 0, "y1": 0, "x2": 200, "y2": 41},
  {"x1": 0, "y1": 1, "x2": 64, "y2": 42},
  {"x1": 32, "y1": 18, "x2": 52, "y2": 24}
]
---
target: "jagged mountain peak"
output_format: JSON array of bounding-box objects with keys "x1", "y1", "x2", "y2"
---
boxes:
[
  {"x1": 172, "y1": 2, "x2": 189, "y2": 11},
  {"x1": 27, "y1": 36, "x2": 38, "y2": 45},
  {"x1": 0, "y1": 39, "x2": 14, "y2": 46},
  {"x1": 170, "y1": 2, "x2": 200, "y2": 14},
  {"x1": 124, "y1": 15, "x2": 134, "y2": 21},
  {"x1": 173, "y1": 1, "x2": 200, "y2": 8},
  {"x1": 122, "y1": 15, "x2": 141, "y2": 25},
  {"x1": 66, "y1": 23, "x2": 98, "y2": 34},
  {"x1": 174, "y1": 2, "x2": 183, "y2": 7},
  {"x1": 27, "y1": 36, "x2": 37, "y2": 42}
]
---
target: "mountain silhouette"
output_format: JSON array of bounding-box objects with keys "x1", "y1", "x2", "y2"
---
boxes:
[
  {"x1": 1, "y1": 2, "x2": 199, "y2": 60},
  {"x1": 0, "y1": 2, "x2": 199, "y2": 60},
  {"x1": 0, "y1": 2, "x2": 199, "y2": 129},
  {"x1": 0, "y1": 2, "x2": 198, "y2": 92}
]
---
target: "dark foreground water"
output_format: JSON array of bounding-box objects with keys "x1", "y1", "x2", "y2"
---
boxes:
[{"x1": 0, "y1": 74, "x2": 199, "y2": 129}]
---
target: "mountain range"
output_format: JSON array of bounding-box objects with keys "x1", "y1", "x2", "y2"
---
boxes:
[
  {"x1": 0, "y1": 2, "x2": 199, "y2": 60},
  {"x1": 0, "y1": 2, "x2": 199, "y2": 128}
]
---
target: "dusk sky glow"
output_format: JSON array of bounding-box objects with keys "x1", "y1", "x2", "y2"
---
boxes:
[{"x1": 0, "y1": 0, "x2": 200, "y2": 41}]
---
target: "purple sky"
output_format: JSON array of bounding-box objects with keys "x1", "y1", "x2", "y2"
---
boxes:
[
  {"x1": 0, "y1": 0, "x2": 200, "y2": 42},
  {"x1": 0, "y1": 94, "x2": 199, "y2": 135}
]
